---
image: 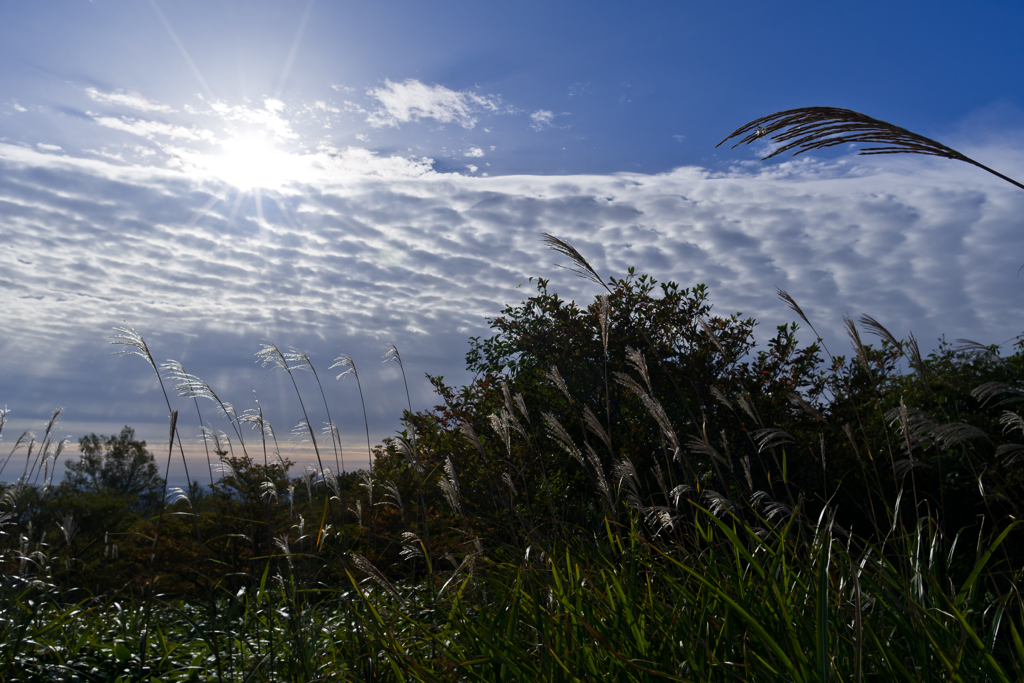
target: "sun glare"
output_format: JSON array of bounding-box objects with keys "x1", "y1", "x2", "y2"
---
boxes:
[{"x1": 207, "y1": 134, "x2": 299, "y2": 191}]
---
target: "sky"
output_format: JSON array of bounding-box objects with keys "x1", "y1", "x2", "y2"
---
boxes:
[{"x1": 2, "y1": 0, "x2": 1024, "y2": 487}]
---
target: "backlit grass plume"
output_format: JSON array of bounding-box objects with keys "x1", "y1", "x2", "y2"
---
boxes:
[{"x1": 719, "y1": 106, "x2": 1024, "y2": 191}]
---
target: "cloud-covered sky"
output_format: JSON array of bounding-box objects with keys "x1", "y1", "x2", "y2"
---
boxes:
[{"x1": 2, "y1": 0, "x2": 1024, "y2": 486}]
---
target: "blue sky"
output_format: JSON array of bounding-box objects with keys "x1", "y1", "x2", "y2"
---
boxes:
[{"x1": 2, "y1": 0, "x2": 1024, "y2": 486}]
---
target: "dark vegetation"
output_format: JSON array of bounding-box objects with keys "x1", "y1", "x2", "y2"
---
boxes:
[{"x1": 1, "y1": 108, "x2": 1023, "y2": 680}]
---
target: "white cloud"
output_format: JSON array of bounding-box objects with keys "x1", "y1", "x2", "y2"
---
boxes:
[
  {"x1": 85, "y1": 87, "x2": 176, "y2": 113},
  {"x1": 91, "y1": 114, "x2": 217, "y2": 142},
  {"x1": 12, "y1": 102, "x2": 27, "y2": 113},
  {"x1": 463, "y1": 147, "x2": 484, "y2": 158},
  {"x1": 530, "y1": 109, "x2": 555, "y2": 130},
  {"x1": 36, "y1": 143, "x2": 63, "y2": 153},
  {"x1": 208, "y1": 98, "x2": 299, "y2": 141},
  {"x1": 465, "y1": 164, "x2": 478, "y2": 173},
  {"x1": 366, "y1": 79, "x2": 502, "y2": 129}
]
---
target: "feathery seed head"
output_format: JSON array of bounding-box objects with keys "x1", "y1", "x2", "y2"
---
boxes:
[
  {"x1": 383, "y1": 342, "x2": 404, "y2": 368},
  {"x1": 256, "y1": 340, "x2": 290, "y2": 374},
  {"x1": 110, "y1": 320, "x2": 157, "y2": 372},
  {"x1": 330, "y1": 350, "x2": 358, "y2": 381}
]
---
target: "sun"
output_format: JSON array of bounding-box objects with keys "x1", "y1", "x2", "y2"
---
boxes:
[{"x1": 206, "y1": 134, "x2": 300, "y2": 191}]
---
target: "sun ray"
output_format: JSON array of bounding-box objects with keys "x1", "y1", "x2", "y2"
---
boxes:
[
  {"x1": 146, "y1": 0, "x2": 214, "y2": 99},
  {"x1": 227, "y1": 189, "x2": 245, "y2": 227},
  {"x1": 184, "y1": 191, "x2": 227, "y2": 230},
  {"x1": 275, "y1": 0, "x2": 317, "y2": 99},
  {"x1": 254, "y1": 188, "x2": 267, "y2": 227},
  {"x1": 272, "y1": 195, "x2": 300, "y2": 232}
]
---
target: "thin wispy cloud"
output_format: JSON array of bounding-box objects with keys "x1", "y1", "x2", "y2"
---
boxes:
[
  {"x1": 366, "y1": 79, "x2": 503, "y2": 129},
  {"x1": 530, "y1": 109, "x2": 555, "y2": 130},
  {"x1": 91, "y1": 114, "x2": 216, "y2": 142},
  {"x1": 85, "y1": 87, "x2": 177, "y2": 114}
]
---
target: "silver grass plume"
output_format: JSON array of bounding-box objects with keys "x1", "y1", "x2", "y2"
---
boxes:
[
  {"x1": 459, "y1": 421, "x2": 485, "y2": 455},
  {"x1": 735, "y1": 394, "x2": 759, "y2": 424},
  {"x1": 585, "y1": 443, "x2": 614, "y2": 513},
  {"x1": 57, "y1": 514, "x2": 78, "y2": 546},
  {"x1": 844, "y1": 315, "x2": 872, "y2": 378},
  {"x1": 664, "y1": 484, "x2": 689, "y2": 509},
  {"x1": 777, "y1": 289, "x2": 816, "y2": 334},
  {"x1": 543, "y1": 412, "x2": 583, "y2": 466},
  {"x1": 612, "y1": 458, "x2": 644, "y2": 513},
  {"x1": 259, "y1": 340, "x2": 325, "y2": 476},
  {"x1": 719, "y1": 106, "x2": 1024, "y2": 191},
  {"x1": 996, "y1": 412, "x2": 1024, "y2": 465},
  {"x1": 274, "y1": 535, "x2": 293, "y2": 570},
  {"x1": 753, "y1": 428, "x2": 795, "y2": 453},
  {"x1": 290, "y1": 419, "x2": 313, "y2": 446},
  {"x1": 687, "y1": 424, "x2": 732, "y2": 471},
  {"x1": 439, "y1": 456, "x2": 462, "y2": 516},
  {"x1": 613, "y1": 371, "x2": 679, "y2": 451},
  {"x1": 696, "y1": 317, "x2": 728, "y2": 360},
  {"x1": 972, "y1": 381, "x2": 1024, "y2": 408},
  {"x1": 323, "y1": 467, "x2": 341, "y2": 502},
  {"x1": 955, "y1": 339, "x2": 1005, "y2": 365},
  {"x1": 703, "y1": 490, "x2": 735, "y2": 519},
  {"x1": 359, "y1": 470, "x2": 373, "y2": 508},
  {"x1": 501, "y1": 382, "x2": 515, "y2": 417},
  {"x1": 710, "y1": 386, "x2": 733, "y2": 411},
  {"x1": 215, "y1": 458, "x2": 238, "y2": 481},
  {"x1": 541, "y1": 233, "x2": 612, "y2": 292},
  {"x1": 624, "y1": 346, "x2": 652, "y2": 393},
  {"x1": 110, "y1": 321, "x2": 157, "y2": 373},
  {"x1": 860, "y1": 315, "x2": 903, "y2": 353},
  {"x1": 379, "y1": 480, "x2": 403, "y2": 511},
  {"x1": 751, "y1": 490, "x2": 793, "y2": 523},
  {"x1": 400, "y1": 532, "x2": 425, "y2": 561},
  {"x1": 906, "y1": 332, "x2": 928, "y2": 382},
  {"x1": 291, "y1": 347, "x2": 344, "y2": 474},
  {"x1": 331, "y1": 349, "x2": 374, "y2": 475},
  {"x1": 582, "y1": 405, "x2": 612, "y2": 454},
  {"x1": 598, "y1": 293, "x2": 611, "y2": 355},
  {"x1": 885, "y1": 401, "x2": 990, "y2": 453},
  {"x1": 351, "y1": 554, "x2": 404, "y2": 604},
  {"x1": 166, "y1": 487, "x2": 193, "y2": 508},
  {"x1": 788, "y1": 392, "x2": 823, "y2": 421},
  {"x1": 513, "y1": 393, "x2": 530, "y2": 425},
  {"x1": 842, "y1": 423, "x2": 862, "y2": 461},
  {"x1": 501, "y1": 472, "x2": 517, "y2": 498},
  {"x1": 348, "y1": 499, "x2": 363, "y2": 527},
  {"x1": 546, "y1": 365, "x2": 572, "y2": 403}
]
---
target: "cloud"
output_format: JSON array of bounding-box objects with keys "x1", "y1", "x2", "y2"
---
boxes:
[
  {"x1": 530, "y1": 109, "x2": 555, "y2": 130},
  {"x1": 85, "y1": 88, "x2": 176, "y2": 113},
  {"x1": 463, "y1": 147, "x2": 484, "y2": 157},
  {"x1": 91, "y1": 114, "x2": 217, "y2": 142},
  {"x1": 366, "y1": 79, "x2": 502, "y2": 129},
  {"x1": 207, "y1": 98, "x2": 299, "y2": 141},
  {"x1": 36, "y1": 143, "x2": 63, "y2": 153}
]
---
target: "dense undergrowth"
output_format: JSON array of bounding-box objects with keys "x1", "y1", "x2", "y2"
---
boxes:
[{"x1": 2, "y1": 242, "x2": 1023, "y2": 681}]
